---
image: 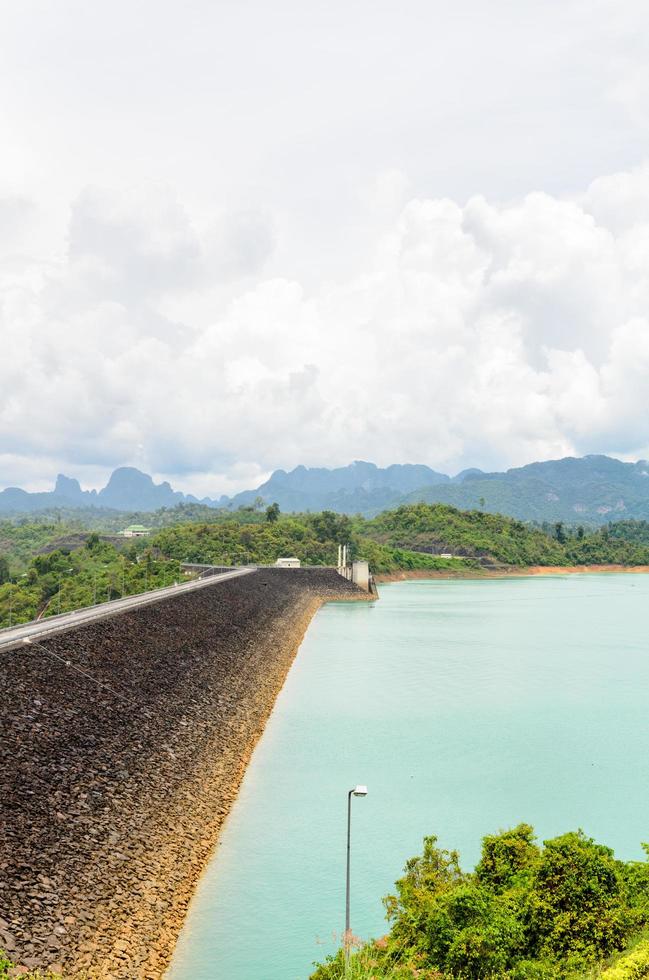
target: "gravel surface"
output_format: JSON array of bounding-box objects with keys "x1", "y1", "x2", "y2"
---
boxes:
[{"x1": 0, "y1": 568, "x2": 368, "y2": 978}]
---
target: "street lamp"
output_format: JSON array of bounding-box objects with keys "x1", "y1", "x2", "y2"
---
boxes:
[{"x1": 345, "y1": 784, "x2": 368, "y2": 966}]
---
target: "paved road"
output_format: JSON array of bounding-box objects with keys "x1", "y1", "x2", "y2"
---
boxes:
[{"x1": 0, "y1": 567, "x2": 255, "y2": 652}]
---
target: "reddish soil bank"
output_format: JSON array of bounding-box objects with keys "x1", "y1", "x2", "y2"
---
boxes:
[
  {"x1": 0, "y1": 568, "x2": 369, "y2": 978},
  {"x1": 524, "y1": 564, "x2": 649, "y2": 575},
  {"x1": 375, "y1": 564, "x2": 649, "y2": 583}
]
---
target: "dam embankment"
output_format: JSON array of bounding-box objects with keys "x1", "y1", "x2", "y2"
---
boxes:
[{"x1": 0, "y1": 568, "x2": 368, "y2": 978}]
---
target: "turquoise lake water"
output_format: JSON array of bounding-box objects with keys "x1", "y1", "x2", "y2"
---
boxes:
[{"x1": 167, "y1": 574, "x2": 649, "y2": 980}]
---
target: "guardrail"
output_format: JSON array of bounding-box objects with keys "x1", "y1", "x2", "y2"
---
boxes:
[{"x1": 0, "y1": 567, "x2": 254, "y2": 653}]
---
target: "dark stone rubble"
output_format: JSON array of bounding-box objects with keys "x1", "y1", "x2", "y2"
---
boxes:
[{"x1": 0, "y1": 568, "x2": 367, "y2": 978}]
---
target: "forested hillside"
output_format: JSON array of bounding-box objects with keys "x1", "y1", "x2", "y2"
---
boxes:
[
  {"x1": 151, "y1": 511, "x2": 472, "y2": 575},
  {"x1": 363, "y1": 504, "x2": 649, "y2": 566},
  {"x1": 363, "y1": 504, "x2": 566, "y2": 565},
  {"x1": 0, "y1": 535, "x2": 183, "y2": 628},
  {"x1": 3, "y1": 503, "x2": 649, "y2": 629},
  {"x1": 0, "y1": 523, "x2": 71, "y2": 574}
]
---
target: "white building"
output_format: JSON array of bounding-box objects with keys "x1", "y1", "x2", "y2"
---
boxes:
[
  {"x1": 275, "y1": 557, "x2": 301, "y2": 568},
  {"x1": 122, "y1": 524, "x2": 151, "y2": 538}
]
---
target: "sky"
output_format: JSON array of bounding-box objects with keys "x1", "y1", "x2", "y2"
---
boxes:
[{"x1": 3, "y1": 0, "x2": 649, "y2": 495}]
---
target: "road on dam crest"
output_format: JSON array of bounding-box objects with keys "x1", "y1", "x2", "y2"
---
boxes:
[{"x1": 0, "y1": 566, "x2": 254, "y2": 652}]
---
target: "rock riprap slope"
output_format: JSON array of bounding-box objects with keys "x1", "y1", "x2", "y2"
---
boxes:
[{"x1": 0, "y1": 568, "x2": 368, "y2": 978}]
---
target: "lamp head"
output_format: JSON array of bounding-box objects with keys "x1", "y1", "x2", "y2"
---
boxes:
[{"x1": 352, "y1": 785, "x2": 368, "y2": 797}]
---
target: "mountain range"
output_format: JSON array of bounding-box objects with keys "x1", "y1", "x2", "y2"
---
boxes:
[{"x1": 2, "y1": 456, "x2": 649, "y2": 525}]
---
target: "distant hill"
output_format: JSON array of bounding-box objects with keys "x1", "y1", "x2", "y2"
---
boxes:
[
  {"x1": 0, "y1": 467, "x2": 222, "y2": 515},
  {"x1": 3, "y1": 455, "x2": 649, "y2": 524},
  {"x1": 191, "y1": 455, "x2": 649, "y2": 523},
  {"x1": 229, "y1": 455, "x2": 649, "y2": 523},
  {"x1": 402, "y1": 455, "x2": 649, "y2": 524},
  {"x1": 0, "y1": 461, "x2": 451, "y2": 516},
  {"x1": 227, "y1": 461, "x2": 451, "y2": 513}
]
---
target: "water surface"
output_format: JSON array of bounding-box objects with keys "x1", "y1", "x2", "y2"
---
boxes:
[{"x1": 168, "y1": 574, "x2": 649, "y2": 980}]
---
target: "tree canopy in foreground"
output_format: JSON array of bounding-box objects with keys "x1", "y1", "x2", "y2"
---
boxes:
[{"x1": 311, "y1": 824, "x2": 649, "y2": 980}]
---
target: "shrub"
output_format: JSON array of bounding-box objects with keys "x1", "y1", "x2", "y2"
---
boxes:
[{"x1": 312, "y1": 826, "x2": 649, "y2": 980}]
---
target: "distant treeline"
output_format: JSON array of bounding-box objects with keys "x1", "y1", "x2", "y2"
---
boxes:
[
  {"x1": 3, "y1": 503, "x2": 649, "y2": 628},
  {"x1": 364, "y1": 505, "x2": 649, "y2": 567}
]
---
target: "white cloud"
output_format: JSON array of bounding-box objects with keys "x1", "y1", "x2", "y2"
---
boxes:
[
  {"x1": 3, "y1": 1, "x2": 649, "y2": 493},
  {"x1": 2, "y1": 167, "x2": 649, "y2": 495}
]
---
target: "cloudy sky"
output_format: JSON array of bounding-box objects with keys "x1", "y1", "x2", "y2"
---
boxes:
[{"x1": 3, "y1": 0, "x2": 649, "y2": 495}]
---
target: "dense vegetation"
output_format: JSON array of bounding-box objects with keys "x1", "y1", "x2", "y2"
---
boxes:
[
  {"x1": 0, "y1": 501, "x2": 257, "y2": 534},
  {"x1": 0, "y1": 508, "x2": 475, "y2": 627},
  {"x1": 365, "y1": 504, "x2": 649, "y2": 567},
  {"x1": 4, "y1": 502, "x2": 649, "y2": 628},
  {"x1": 0, "y1": 535, "x2": 184, "y2": 628},
  {"x1": 311, "y1": 825, "x2": 649, "y2": 980},
  {"x1": 604, "y1": 520, "x2": 649, "y2": 547},
  {"x1": 132, "y1": 505, "x2": 649, "y2": 572},
  {"x1": 364, "y1": 505, "x2": 566, "y2": 566},
  {"x1": 151, "y1": 510, "x2": 475, "y2": 574},
  {"x1": 0, "y1": 521, "x2": 76, "y2": 575}
]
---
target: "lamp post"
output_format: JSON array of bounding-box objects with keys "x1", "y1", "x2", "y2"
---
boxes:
[{"x1": 345, "y1": 784, "x2": 368, "y2": 966}]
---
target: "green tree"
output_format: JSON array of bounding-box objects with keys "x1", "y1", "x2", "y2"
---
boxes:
[
  {"x1": 527, "y1": 831, "x2": 630, "y2": 963},
  {"x1": 314, "y1": 825, "x2": 649, "y2": 980},
  {"x1": 311, "y1": 510, "x2": 352, "y2": 543},
  {"x1": 475, "y1": 822, "x2": 538, "y2": 889},
  {"x1": 265, "y1": 502, "x2": 280, "y2": 523},
  {"x1": 0, "y1": 556, "x2": 9, "y2": 585}
]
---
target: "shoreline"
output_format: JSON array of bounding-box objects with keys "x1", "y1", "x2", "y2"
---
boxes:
[
  {"x1": 1, "y1": 569, "x2": 369, "y2": 978},
  {"x1": 375, "y1": 564, "x2": 649, "y2": 583}
]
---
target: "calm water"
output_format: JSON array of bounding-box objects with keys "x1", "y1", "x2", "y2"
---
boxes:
[{"x1": 167, "y1": 575, "x2": 649, "y2": 980}]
